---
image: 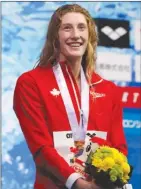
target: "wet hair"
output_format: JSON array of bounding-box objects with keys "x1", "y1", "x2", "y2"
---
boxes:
[{"x1": 36, "y1": 4, "x2": 98, "y2": 80}]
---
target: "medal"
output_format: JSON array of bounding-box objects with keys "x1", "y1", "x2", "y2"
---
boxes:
[
  {"x1": 53, "y1": 63, "x2": 89, "y2": 154},
  {"x1": 74, "y1": 140, "x2": 85, "y2": 157}
]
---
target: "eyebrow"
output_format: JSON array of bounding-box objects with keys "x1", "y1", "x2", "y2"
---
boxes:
[{"x1": 61, "y1": 23, "x2": 87, "y2": 26}]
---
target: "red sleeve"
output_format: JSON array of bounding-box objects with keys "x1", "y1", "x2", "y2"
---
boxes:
[
  {"x1": 107, "y1": 83, "x2": 128, "y2": 156},
  {"x1": 13, "y1": 72, "x2": 75, "y2": 186}
]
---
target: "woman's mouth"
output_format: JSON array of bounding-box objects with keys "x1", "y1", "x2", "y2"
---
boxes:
[{"x1": 66, "y1": 42, "x2": 83, "y2": 47}]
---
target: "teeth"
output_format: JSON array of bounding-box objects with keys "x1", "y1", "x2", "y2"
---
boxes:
[{"x1": 69, "y1": 43, "x2": 81, "y2": 47}]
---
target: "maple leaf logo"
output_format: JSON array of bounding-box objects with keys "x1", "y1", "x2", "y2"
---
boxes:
[{"x1": 50, "y1": 88, "x2": 61, "y2": 97}]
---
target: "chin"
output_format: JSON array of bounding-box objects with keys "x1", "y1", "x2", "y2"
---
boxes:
[
  {"x1": 67, "y1": 54, "x2": 83, "y2": 60},
  {"x1": 67, "y1": 52, "x2": 85, "y2": 58}
]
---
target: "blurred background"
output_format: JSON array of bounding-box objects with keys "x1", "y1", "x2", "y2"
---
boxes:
[{"x1": 1, "y1": 2, "x2": 141, "y2": 189}]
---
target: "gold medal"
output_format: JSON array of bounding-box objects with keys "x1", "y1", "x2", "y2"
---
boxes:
[{"x1": 74, "y1": 140, "x2": 85, "y2": 157}]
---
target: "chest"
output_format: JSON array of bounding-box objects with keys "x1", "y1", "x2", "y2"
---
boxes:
[{"x1": 37, "y1": 74, "x2": 113, "y2": 132}]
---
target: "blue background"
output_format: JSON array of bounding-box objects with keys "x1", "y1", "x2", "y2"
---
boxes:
[{"x1": 2, "y1": 2, "x2": 141, "y2": 189}]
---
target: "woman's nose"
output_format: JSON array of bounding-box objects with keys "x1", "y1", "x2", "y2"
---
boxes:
[{"x1": 71, "y1": 28, "x2": 80, "y2": 39}]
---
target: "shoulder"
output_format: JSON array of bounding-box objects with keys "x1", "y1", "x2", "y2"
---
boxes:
[
  {"x1": 103, "y1": 78, "x2": 118, "y2": 91},
  {"x1": 16, "y1": 66, "x2": 53, "y2": 85},
  {"x1": 91, "y1": 72, "x2": 117, "y2": 90},
  {"x1": 102, "y1": 78, "x2": 121, "y2": 104},
  {"x1": 14, "y1": 66, "x2": 54, "y2": 98},
  {"x1": 92, "y1": 72, "x2": 121, "y2": 103}
]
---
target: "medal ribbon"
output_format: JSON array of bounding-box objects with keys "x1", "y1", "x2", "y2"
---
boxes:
[{"x1": 53, "y1": 63, "x2": 89, "y2": 141}]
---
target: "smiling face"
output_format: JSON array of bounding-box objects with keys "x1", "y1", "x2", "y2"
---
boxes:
[{"x1": 58, "y1": 12, "x2": 89, "y2": 61}]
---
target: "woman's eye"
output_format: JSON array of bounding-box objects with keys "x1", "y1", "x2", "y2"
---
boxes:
[
  {"x1": 79, "y1": 25, "x2": 85, "y2": 30},
  {"x1": 64, "y1": 26, "x2": 71, "y2": 30}
]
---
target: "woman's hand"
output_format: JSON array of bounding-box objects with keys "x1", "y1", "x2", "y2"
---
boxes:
[
  {"x1": 91, "y1": 179, "x2": 101, "y2": 189},
  {"x1": 72, "y1": 178, "x2": 101, "y2": 189}
]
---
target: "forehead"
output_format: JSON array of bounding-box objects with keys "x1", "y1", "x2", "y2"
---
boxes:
[{"x1": 60, "y1": 12, "x2": 87, "y2": 25}]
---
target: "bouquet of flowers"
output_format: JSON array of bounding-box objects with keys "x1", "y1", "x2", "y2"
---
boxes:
[{"x1": 70, "y1": 136, "x2": 133, "y2": 189}]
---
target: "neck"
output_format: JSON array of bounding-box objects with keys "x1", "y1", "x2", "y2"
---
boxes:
[
  {"x1": 67, "y1": 58, "x2": 82, "y2": 81},
  {"x1": 58, "y1": 54, "x2": 82, "y2": 81}
]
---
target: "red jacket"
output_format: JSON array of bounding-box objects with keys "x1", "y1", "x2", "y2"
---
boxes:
[{"x1": 13, "y1": 62, "x2": 127, "y2": 189}]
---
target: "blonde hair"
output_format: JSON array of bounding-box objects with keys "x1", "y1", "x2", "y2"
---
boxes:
[{"x1": 36, "y1": 4, "x2": 98, "y2": 80}]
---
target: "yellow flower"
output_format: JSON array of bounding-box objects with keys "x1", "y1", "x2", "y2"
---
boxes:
[
  {"x1": 121, "y1": 174, "x2": 129, "y2": 183},
  {"x1": 112, "y1": 164, "x2": 124, "y2": 178},
  {"x1": 111, "y1": 148, "x2": 119, "y2": 154},
  {"x1": 122, "y1": 178, "x2": 128, "y2": 183},
  {"x1": 114, "y1": 153, "x2": 124, "y2": 165},
  {"x1": 99, "y1": 146, "x2": 113, "y2": 154},
  {"x1": 92, "y1": 151, "x2": 104, "y2": 159},
  {"x1": 122, "y1": 154, "x2": 128, "y2": 162},
  {"x1": 89, "y1": 145, "x2": 131, "y2": 184},
  {"x1": 122, "y1": 162, "x2": 130, "y2": 174},
  {"x1": 110, "y1": 175, "x2": 117, "y2": 182},
  {"x1": 92, "y1": 158, "x2": 103, "y2": 168},
  {"x1": 102, "y1": 157, "x2": 115, "y2": 169},
  {"x1": 109, "y1": 169, "x2": 118, "y2": 177}
]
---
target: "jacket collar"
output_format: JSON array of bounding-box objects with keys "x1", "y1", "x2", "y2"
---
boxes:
[
  {"x1": 90, "y1": 72, "x2": 103, "y2": 86},
  {"x1": 59, "y1": 61, "x2": 103, "y2": 86}
]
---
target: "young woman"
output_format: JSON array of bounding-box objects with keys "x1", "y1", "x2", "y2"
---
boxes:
[{"x1": 13, "y1": 4, "x2": 127, "y2": 189}]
